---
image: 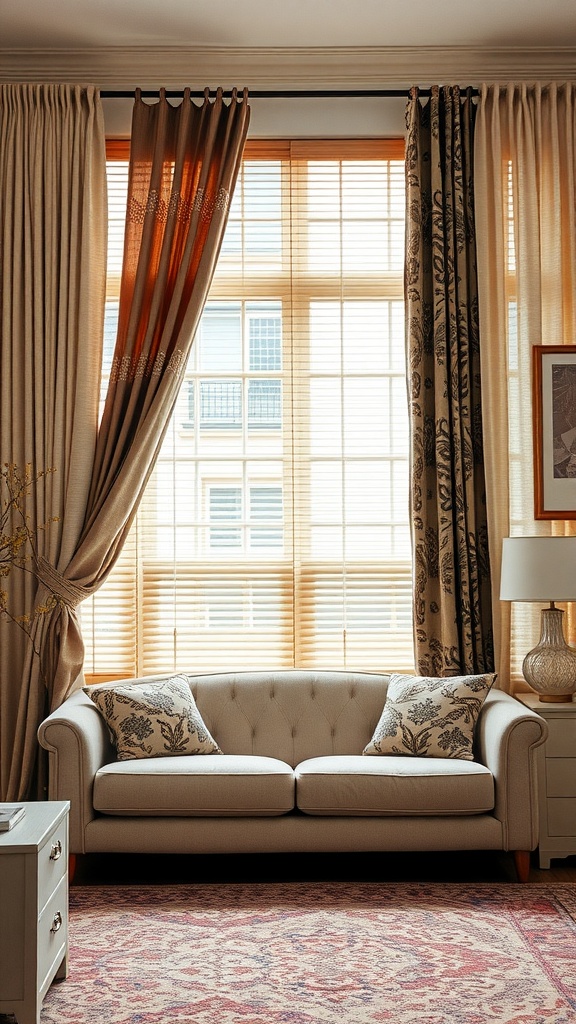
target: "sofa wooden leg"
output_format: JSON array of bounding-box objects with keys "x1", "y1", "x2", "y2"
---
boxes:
[
  {"x1": 69, "y1": 853, "x2": 77, "y2": 884},
  {"x1": 513, "y1": 850, "x2": 531, "y2": 883}
]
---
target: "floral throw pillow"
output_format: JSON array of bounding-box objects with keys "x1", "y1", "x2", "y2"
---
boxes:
[
  {"x1": 83, "y1": 675, "x2": 222, "y2": 761},
  {"x1": 363, "y1": 672, "x2": 496, "y2": 761}
]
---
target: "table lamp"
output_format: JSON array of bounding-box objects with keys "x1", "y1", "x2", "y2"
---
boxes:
[{"x1": 500, "y1": 536, "x2": 576, "y2": 702}]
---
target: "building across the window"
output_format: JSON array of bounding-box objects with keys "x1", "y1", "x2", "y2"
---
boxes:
[
  {"x1": 81, "y1": 138, "x2": 414, "y2": 679},
  {"x1": 183, "y1": 302, "x2": 283, "y2": 431}
]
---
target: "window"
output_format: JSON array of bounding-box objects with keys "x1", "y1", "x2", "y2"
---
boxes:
[
  {"x1": 183, "y1": 302, "x2": 283, "y2": 432},
  {"x1": 209, "y1": 487, "x2": 242, "y2": 548},
  {"x1": 81, "y1": 138, "x2": 414, "y2": 678}
]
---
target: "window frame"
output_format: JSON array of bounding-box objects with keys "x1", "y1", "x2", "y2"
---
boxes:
[{"x1": 82, "y1": 136, "x2": 413, "y2": 683}]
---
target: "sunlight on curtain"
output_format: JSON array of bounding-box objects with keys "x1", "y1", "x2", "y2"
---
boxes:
[{"x1": 475, "y1": 82, "x2": 576, "y2": 692}]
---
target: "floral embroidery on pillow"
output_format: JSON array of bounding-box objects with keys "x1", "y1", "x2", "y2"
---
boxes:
[
  {"x1": 363, "y1": 672, "x2": 495, "y2": 760},
  {"x1": 83, "y1": 675, "x2": 222, "y2": 760}
]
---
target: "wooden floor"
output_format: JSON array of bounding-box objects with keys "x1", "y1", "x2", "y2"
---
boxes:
[{"x1": 70, "y1": 849, "x2": 576, "y2": 887}]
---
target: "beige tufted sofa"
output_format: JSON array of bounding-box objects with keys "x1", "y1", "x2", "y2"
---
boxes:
[{"x1": 38, "y1": 669, "x2": 548, "y2": 881}]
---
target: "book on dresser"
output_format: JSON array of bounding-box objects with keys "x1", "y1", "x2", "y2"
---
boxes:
[{"x1": 0, "y1": 804, "x2": 26, "y2": 831}]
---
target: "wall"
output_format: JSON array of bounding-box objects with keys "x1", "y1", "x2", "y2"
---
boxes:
[{"x1": 103, "y1": 95, "x2": 407, "y2": 139}]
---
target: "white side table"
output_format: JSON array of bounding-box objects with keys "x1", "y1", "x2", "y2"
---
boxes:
[
  {"x1": 516, "y1": 693, "x2": 576, "y2": 869},
  {"x1": 0, "y1": 800, "x2": 69, "y2": 1024}
]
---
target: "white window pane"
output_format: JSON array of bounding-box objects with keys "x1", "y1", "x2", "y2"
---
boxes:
[
  {"x1": 248, "y1": 304, "x2": 282, "y2": 370},
  {"x1": 388, "y1": 163, "x2": 406, "y2": 216},
  {"x1": 310, "y1": 303, "x2": 341, "y2": 373},
  {"x1": 343, "y1": 221, "x2": 387, "y2": 273},
  {"x1": 248, "y1": 380, "x2": 282, "y2": 430},
  {"x1": 309, "y1": 380, "x2": 342, "y2": 455},
  {"x1": 344, "y1": 462, "x2": 389, "y2": 522},
  {"x1": 342, "y1": 302, "x2": 388, "y2": 374},
  {"x1": 388, "y1": 219, "x2": 406, "y2": 271},
  {"x1": 245, "y1": 221, "x2": 282, "y2": 257},
  {"x1": 311, "y1": 463, "x2": 343, "y2": 524},
  {"x1": 310, "y1": 526, "x2": 344, "y2": 560},
  {"x1": 343, "y1": 379, "x2": 388, "y2": 456},
  {"x1": 250, "y1": 486, "x2": 283, "y2": 549},
  {"x1": 341, "y1": 163, "x2": 388, "y2": 219},
  {"x1": 307, "y1": 162, "x2": 341, "y2": 217},
  {"x1": 392, "y1": 461, "x2": 410, "y2": 523},
  {"x1": 308, "y1": 222, "x2": 341, "y2": 273},
  {"x1": 391, "y1": 377, "x2": 410, "y2": 457},
  {"x1": 201, "y1": 381, "x2": 242, "y2": 428},
  {"x1": 199, "y1": 305, "x2": 242, "y2": 370},
  {"x1": 244, "y1": 162, "x2": 282, "y2": 217},
  {"x1": 390, "y1": 302, "x2": 406, "y2": 371},
  {"x1": 209, "y1": 487, "x2": 242, "y2": 548}
]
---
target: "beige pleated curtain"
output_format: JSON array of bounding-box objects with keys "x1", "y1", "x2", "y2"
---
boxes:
[
  {"x1": 3, "y1": 86, "x2": 250, "y2": 800},
  {"x1": 405, "y1": 85, "x2": 494, "y2": 677},
  {"x1": 0, "y1": 84, "x2": 107, "y2": 802},
  {"x1": 475, "y1": 82, "x2": 576, "y2": 691}
]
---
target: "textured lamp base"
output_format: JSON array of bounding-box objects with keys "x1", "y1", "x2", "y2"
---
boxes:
[{"x1": 523, "y1": 607, "x2": 576, "y2": 702}]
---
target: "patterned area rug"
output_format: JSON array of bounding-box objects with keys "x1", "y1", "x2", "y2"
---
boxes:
[{"x1": 41, "y1": 882, "x2": 576, "y2": 1024}]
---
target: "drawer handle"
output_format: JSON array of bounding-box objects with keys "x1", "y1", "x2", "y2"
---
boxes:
[
  {"x1": 50, "y1": 841, "x2": 62, "y2": 861},
  {"x1": 50, "y1": 912, "x2": 63, "y2": 934}
]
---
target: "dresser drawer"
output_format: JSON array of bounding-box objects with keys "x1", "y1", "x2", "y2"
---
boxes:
[
  {"x1": 546, "y1": 717, "x2": 576, "y2": 756},
  {"x1": 37, "y1": 874, "x2": 68, "y2": 997},
  {"x1": 547, "y1": 798, "x2": 576, "y2": 836},
  {"x1": 546, "y1": 758, "x2": 576, "y2": 797},
  {"x1": 0, "y1": 802, "x2": 69, "y2": 1023},
  {"x1": 38, "y1": 816, "x2": 68, "y2": 913}
]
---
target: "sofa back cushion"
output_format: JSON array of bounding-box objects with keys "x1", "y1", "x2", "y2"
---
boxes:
[{"x1": 180, "y1": 670, "x2": 390, "y2": 766}]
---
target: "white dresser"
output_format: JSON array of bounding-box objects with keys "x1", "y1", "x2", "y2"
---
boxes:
[
  {"x1": 0, "y1": 800, "x2": 69, "y2": 1024},
  {"x1": 516, "y1": 694, "x2": 576, "y2": 869}
]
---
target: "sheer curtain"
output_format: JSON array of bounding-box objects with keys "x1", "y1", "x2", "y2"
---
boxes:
[
  {"x1": 0, "y1": 84, "x2": 107, "y2": 801},
  {"x1": 405, "y1": 85, "x2": 494, "y2": 677},
  {"x1": 475, "y1": 82, "x2": 576, "y2": 692},
  {"x1": 5, "y1": 87, "x2": 250, "y2": 800}
]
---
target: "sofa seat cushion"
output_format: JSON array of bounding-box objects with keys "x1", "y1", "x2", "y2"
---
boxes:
[
  {"x1": 295, "y1": 755, "x2": 494, "y2": 816},
  {"x1": 93, "y1": 754, "x2": 295, "y2": 817}
]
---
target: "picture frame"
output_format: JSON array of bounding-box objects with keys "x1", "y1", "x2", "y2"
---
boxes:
[{"x1": 532, "y1": 345, "x2": 576, "y2": 520}]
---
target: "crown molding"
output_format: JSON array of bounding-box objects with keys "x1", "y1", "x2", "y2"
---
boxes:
[{"x1": 0, "y1": 45, "x2": 575, "y2": 90}]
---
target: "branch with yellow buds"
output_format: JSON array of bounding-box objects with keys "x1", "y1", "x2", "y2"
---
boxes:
[{"x1": 0, "y1": 463, "x2": 60, "y2": 652}]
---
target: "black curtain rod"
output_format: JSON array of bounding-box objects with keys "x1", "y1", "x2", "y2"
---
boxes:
[{"x1": 101, "y1": 87, "x2": 478, "y2": 99}]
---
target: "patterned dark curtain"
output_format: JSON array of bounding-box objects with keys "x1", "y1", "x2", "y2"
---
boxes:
[{"x1": 404, "y1": 84, "x2": 494, "y2": 676}]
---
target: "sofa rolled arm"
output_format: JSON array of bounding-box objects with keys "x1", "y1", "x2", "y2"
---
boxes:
[
  {"x1": 38, "y1": 689, "x2": 115, "y2": 854},
  {"x1": 475, "y1": 689, "x2": 548, "y2": 852}
]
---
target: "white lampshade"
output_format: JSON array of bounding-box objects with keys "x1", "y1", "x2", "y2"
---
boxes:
[
  {"x1": 500, "y1": 537, "x2": 576, "y2": 604},
  {"x1": 500, "y1": 536, "x2": 576, "y2": 702}
]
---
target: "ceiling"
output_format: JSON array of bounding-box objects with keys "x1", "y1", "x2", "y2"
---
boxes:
[{"x1": 4, "y1": 0, "x2": 576, "y2": 50}]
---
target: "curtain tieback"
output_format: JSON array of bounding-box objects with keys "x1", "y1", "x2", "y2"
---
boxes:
[{"x1": 36, "y1": 557, "x2": 88, "y2": 610}]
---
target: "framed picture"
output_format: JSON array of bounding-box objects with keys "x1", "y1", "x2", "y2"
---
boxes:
[{"x1": 533, "y1": 345, "x2": 576, "y2": 520}]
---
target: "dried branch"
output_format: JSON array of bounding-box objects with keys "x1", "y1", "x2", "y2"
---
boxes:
[{"x1": 0, "y1": 463, "x2": 60, "y2": 652}]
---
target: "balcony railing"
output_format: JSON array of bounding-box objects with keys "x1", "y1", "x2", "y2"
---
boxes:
[{"x1": 185, "y1": 380, "x2": 282, "y2": 430}]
